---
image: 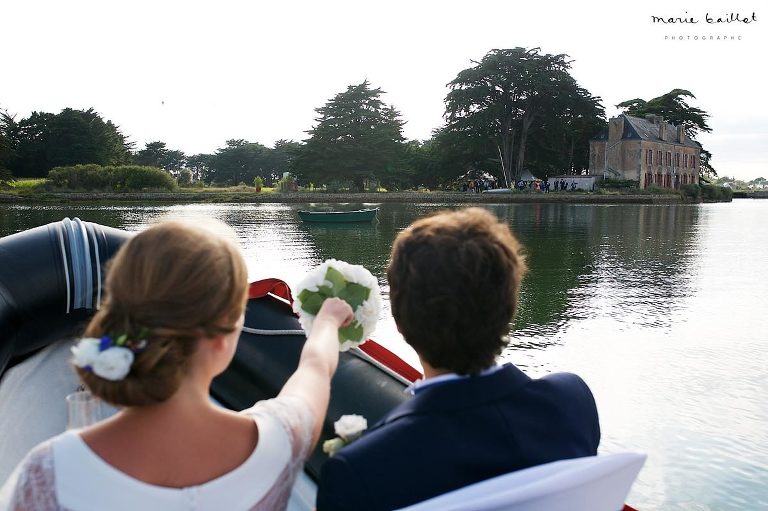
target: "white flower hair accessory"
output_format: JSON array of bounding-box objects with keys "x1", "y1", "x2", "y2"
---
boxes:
[
  {"x1": 71, "y1": 334, "x2": 148, "y2": 382},
  {"x1": 293, "y1": 259, "x2": 382, "y2": 351},
  {"x1": 323, "y1": 414, "x2": 368, "y2": 457}
]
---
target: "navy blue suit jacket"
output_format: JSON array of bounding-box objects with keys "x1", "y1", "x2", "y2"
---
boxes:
[{"x1": 316, "y1": 364, "x2": 600, "y2": 511}]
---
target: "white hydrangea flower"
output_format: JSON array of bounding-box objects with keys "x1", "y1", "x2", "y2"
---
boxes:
[
  {"x1": 355, "y1": 297, "x2": 381, "y2": 339},
  {"x1": 92, "y1": 347, "x2": 135, "y2": 381},
  {"x1": 334, "y1": 414, "x2": 368, "y2": 441},
  {"x1": 70, "y1": 338, "x2": 101, "y2": 368},
  {"x1": 293, "y1": 259, "x2": 382, "y2": 351}
]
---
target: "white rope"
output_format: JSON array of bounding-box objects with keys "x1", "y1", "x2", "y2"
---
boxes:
[
  {"x1": 241, "y1": 326, "x2": 305, "y2": 336},
  {"x1": 240, "y1": 327, "x2": 413, "y2": 385},
  {"x1": 92, "y1": 225, "x2": 102, "y2": 309},
  {"x1": 56, "y1": 223, "x2": 71, "y2": 314},
  {"x1": 349, "y1": 347, "x2": 413, "y2": 386}
]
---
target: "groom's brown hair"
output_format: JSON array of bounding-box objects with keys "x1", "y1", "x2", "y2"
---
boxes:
[{"x1": 388, "y1": 208, "x2": 526, "y2": 375}]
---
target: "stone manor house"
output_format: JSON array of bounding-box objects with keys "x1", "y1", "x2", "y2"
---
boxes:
[{"x1": 589, "y1": 114, "x2": 701, "y2": 189}]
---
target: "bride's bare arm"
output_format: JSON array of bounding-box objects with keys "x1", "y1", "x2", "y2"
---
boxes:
[{"x1": 278, "y1": 298, "x2": 352, "y2": 447}]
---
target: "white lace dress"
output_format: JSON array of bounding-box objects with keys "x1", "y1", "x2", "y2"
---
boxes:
[{"x1": 0, "y1": 396, "x2": 314, "y2": 511}]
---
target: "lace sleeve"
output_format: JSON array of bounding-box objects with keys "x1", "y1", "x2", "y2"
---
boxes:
[
  {"x1": 241, "y1": 396, "x2": 317, "y2": 511},
  {"x1": 0, "y1": 441, "x2": 59, "y2": 511},
  {"x1": 244, "y1": 396, "x2": 316, "y2": 461}
]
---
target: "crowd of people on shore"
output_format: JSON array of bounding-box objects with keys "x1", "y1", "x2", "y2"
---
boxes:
[
  {"x1": 0, "y1": 209, "x2": 600, "y2": 511},
  {"x1": 460, "y1": 177, "x2": 497, "y2": 192},
  {"x1": 462, "y1": 177, "x2": 583, "y2": 193}
]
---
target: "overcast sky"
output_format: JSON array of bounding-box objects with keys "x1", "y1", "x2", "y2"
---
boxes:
[{"x1": 3, "y1": 0, "x2": 766, "y2": 180}]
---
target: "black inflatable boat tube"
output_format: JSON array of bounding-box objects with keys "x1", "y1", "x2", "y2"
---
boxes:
[{"x1": 0, "y1": 218, "x2": 132, "y2": 374}]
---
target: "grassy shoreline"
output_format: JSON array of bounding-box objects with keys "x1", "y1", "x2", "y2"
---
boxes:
[{"x1": 0, "y1": 190, "x2": 688, "y2": 205}]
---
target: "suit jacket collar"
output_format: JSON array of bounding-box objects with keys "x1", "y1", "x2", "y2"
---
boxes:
[{"x1": 372, "y1": 363, "x2": 531, "y2": 430}]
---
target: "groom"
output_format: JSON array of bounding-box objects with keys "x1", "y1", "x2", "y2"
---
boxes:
[{"x1": 316, "y1": 208, "x2": 600, "y2": 511}]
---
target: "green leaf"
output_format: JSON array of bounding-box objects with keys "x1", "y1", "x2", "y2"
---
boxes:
[
  {"x1": 338, "y1": 321, "x2": 364, "y2": 344},
  {"x1": 337, "y1": 283, "x2": 371, "y2": 309},
  {"x1": 299, "y1": 292, "x2": 326, "y2": 315},
  {"x1": 316, "y1": 285, "x2": 334, "y2": 297},
  {"x1": 115, "y1": 334, "x2": 128, "y2": 346},
  {"x1": 324, "y1": 267, "x2": 347, "y2": 295},
  {"x1": 297, "y1": 288, "x2": 315, "y2": 304}
]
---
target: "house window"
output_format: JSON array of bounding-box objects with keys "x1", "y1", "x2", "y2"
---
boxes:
[
  {"x1": 665, "y1": 151, "x2": 672, "y2": 166},
  {"x1": 657, "y1": 150, "x2": 662, "y2": 165},
  {"x1": 675, "y1": 153, "x2": 681, "y2": 167},
  {"x1": 691, "y1": 156, "x2": 697, "y2": 170},
  {"x1": 646, "y1": 149, "x2": 653, "y2": 165},
  {"x1": 684, "y1": 154, "x2": 689, "y2": 168}
]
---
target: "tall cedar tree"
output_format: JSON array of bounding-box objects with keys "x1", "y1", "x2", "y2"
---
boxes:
[
  {"x1": 295, "y1": 81, "x2": 405, "y2": 191},
  {"x1": 444, "y1": 48, "x2": 605, "y2": 185}
]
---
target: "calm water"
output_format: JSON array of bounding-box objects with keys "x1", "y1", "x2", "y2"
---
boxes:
[{"x1": 2, "y1": 201, "x2": 767, "y2": 510}]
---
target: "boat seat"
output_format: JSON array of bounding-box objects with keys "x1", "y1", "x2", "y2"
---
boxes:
[{"x1": 393, "y1": 452, "x2": 646, "y2": 511}]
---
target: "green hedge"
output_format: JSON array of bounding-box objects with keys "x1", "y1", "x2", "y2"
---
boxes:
[
  {"x1": 600, "y1": 179, "x2": 639, "y2": 190},
  {"x1": 701, "y1": 184, "x2": 733, "y2": 202},
  {"x1": 678, "y1": 184, "x2": 733, "y2": 202},
  {"x1": 680, "y1": 184, "x2": 701, "y2": 201},
  {"x1": 48, "y1": 164, "x2": 176, "y2": 191}
]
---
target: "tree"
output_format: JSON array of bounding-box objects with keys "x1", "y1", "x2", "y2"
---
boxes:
[
  {"x1": 525, "y1": 86, "x2": 605, "y2": 177},
  {"x1": 176, "y1": 168, "x2": 193, "y2": 187},
  {"x1": 134, "y1": 141, "x2": 166, "y2": 167},
  {"x1": 134, "y1": 141, "x2": 186, "y2": 173},
  {"x1": 211, "y1": 139, "x2": 270, "y2": 185},
  {"x1": 294, "y1": 81, "x2": 405, "y2": 191},
  {"x1": 444, "y1": 48, "x2": 602, "y2": 185},
  {"x1": 616, "y1": 89, "x2": 715, "y2": 178},
  {"x1": 186, "y1": 153, "x2": 215, "y2": 183},
  {"x1": 9, "y1": 108, "x2": 132, "y2": 177},
  {"x1": 266, "y1": 139, "x2": 302, "y2": 186},
  {"x1": 0, "y1": 110, "x2": 17, "y2": 181}
]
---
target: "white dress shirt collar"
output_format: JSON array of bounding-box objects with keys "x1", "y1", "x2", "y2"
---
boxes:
[{"x1": 406, "y1": 364, "x2": 506, "y2": 396}]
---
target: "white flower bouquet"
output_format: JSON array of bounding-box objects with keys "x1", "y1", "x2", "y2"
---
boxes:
[{"x1": 293, "y1": 259, "x2": 382, "y2": 351}]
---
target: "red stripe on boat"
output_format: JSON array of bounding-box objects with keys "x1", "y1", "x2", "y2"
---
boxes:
[
  {"x1": 359, "y1": 340, "x2": 422, "y2": 383},
  {"x1": 248, "y1": 279, "x2": 294, "y2": 304}
]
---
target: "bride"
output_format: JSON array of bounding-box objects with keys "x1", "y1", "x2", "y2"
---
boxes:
[{"x1": 0, "y1": 220, "x2": 352, "y2": 511}]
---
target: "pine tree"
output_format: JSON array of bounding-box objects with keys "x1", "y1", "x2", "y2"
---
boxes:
[{"x1": 295, "y1": 81, "x2": 405, "y2": 191}]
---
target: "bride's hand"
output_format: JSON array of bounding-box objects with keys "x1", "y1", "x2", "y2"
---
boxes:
[{"x1": 316, "y1": 297, "x2": 354, "y2": 328}]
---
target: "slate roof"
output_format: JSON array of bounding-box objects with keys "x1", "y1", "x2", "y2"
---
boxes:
[{"x1": 592, "y1": 114, "x2": 700, "y2": 149}]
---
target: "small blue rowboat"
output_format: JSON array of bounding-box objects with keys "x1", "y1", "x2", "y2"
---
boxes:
[{"x1": 298, "y1": 207, "x2": 379, "y2": 223}]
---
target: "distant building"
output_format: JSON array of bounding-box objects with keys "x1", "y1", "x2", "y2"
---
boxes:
[{"x1": 589, "y1": 114, "x2": 701, "y2": 189}]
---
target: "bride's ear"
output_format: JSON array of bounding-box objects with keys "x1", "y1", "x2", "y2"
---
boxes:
[{"x1": 204, "y1": 334, "x2": 230, "y2": 353}]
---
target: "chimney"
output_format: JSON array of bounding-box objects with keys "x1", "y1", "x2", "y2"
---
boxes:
[
  {"x1": 645, "y1": 114, "x2": 657, "y2": 124},
  {"x1": 658, "y1": 122, "x2": 667, "y2": 141},
  {"x1": 608, "y1": 116, "x2": 625, "y2": 143},
  {"x1": 677, "y1": 125, "x2": 685, "y2": 143}
]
